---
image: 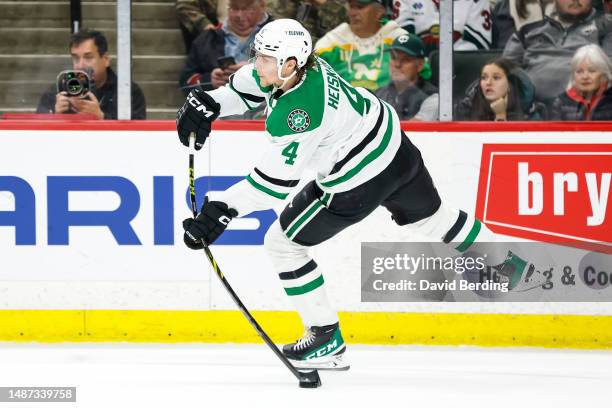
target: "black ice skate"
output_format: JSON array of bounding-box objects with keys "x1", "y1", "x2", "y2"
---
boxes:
[
  {"x1": 283, "y1": 323, "x2": 350, "y2": 371},
  {"x1": 494, "y1": 250, "x2": 546, "y2": 291}
]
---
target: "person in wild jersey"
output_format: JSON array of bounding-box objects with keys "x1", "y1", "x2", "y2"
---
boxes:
[
  {"x1": 392, "y1": 0, "x2": 493, "y2": 54},
  {"x1": 176, "y1": 19, "x2": 536, "y2": 371}
]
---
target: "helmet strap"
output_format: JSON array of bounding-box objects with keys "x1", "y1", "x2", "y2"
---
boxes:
[{"x1": 277, "y1": 64, "x2": 298, "y2": 89}]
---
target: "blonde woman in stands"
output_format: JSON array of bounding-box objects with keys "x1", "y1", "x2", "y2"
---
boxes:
[{"x1": 550, "y1": 44, "x2": 612, "y2": 121}]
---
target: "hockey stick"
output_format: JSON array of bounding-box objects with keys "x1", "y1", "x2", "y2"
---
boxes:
[{"x1": 188, "y1": 135, "x2": 321, "y2": 388}]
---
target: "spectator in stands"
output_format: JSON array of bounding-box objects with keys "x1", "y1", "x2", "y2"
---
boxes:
[
  {"x1": 391, "y1": 0, "x2": 493, "y2": 54},
  {"x1": 37, "y1": 29, "x2": 146, "y2": 120},
  {"x1": 502, "y1": 0, "x2": 608, "y2": 33},
  {"x1": 268, "y1": 0, "x2": 347, "y2": 45},
  {"x1": 410, "y1": 93, "x2": 439, "y2": 120},
  {"x1": 315, "y1": 0, "x2": 406, "y2": 91},
  {"x1": 179, "y1": 0, "x2": 270, "y2": 92},
  {"x1": 550, "y1": 44, "x2": 612, "y2": 120},
  {"x1": 375, "y1": 34, "x2": 437, "y2": 119},
  {"x1": 455, "y1": 57, "x2": 544, "y2": 120},
  {"x1": 492, "y1": 0, "x2": 554, "y2": 49},
  {"x1": 503, "y1": 0, "x2": 612, "y2": 104},
  {"x1": 176, "y1": 0, "x2": 228, "y2": 53}
]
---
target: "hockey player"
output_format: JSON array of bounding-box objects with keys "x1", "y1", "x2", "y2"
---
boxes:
[{"x1": 176, "y1": 19, "x2": 531, "y2": 370}]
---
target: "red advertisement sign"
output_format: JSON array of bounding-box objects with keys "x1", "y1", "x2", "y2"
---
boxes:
[{"x1": 476, "y1": 144, "x2": 612, "y2": 252}]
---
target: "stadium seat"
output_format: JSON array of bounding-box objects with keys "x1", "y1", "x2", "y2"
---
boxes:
[{"x1": 429, "y1": 49, "x2": 503, "y2": 100}]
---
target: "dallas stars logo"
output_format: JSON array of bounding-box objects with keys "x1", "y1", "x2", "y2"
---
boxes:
[{"x1": 287, "y1": 109, "x2": 310, "y2": 132}]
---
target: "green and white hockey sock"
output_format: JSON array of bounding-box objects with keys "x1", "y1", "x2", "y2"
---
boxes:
[
  {"x1": 402, "y1": 204, "x2": 507, "y2": 265},
  {"x1": 402, "y1": 204, "x2": 539, "y2": 289},
  {"x1": 443, "y1": 209, "x2": 506, "y2": 265},
  {"x1": 278, "y1": 259, "x2": 338, "y2": 328}
]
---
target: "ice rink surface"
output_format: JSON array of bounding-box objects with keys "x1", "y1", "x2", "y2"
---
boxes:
[{"x1": 0, "y1": 343, "x2": 610, "y2": 408}]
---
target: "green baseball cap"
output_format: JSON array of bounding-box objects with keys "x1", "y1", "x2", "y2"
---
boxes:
[{"x1": 390, "y1": 34, "x2": 426, "y2": 58}]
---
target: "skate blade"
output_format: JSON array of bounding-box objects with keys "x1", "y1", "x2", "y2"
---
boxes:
[{"x1": 291, "y1": 355, "x2": 350, "y2": 371}]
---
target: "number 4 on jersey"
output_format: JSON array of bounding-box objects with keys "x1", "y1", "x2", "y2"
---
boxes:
[{"x1": 282, "y1": 142, "x2": 299, "y2": 165}]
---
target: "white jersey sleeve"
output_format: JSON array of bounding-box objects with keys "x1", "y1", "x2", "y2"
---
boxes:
[
  {"x1": 454, "y1": 0, "x2": 492, "y2": 50},
  {"x1": 393, "y1": 0, "x2": 491, "y2": 50},
  {"x1": 206, "y1": 63, "x2": 268, "y2": 117},
  {"x1": 393, "y1": 0, "x2": 418, "y2": 33},
  {"x1": 211, "y1": 128, "x2": 324, "y2": 217}
]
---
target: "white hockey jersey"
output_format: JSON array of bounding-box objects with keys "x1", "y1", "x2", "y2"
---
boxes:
[
  {"x1": 392, "y1": 0, "x2": 492, "y2": 51},
  {"x1": 206, "y1": 57, "x2": 403, "y2": 217}
]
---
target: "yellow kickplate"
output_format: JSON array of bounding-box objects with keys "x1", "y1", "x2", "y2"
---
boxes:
[{"x1": 0, "y1": 310, "x2": 610, "y2": 349}]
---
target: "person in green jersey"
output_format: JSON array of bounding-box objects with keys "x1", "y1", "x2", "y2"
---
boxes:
[{"x1": 176, "y1": 19, "x2": 540, "y2": 371}]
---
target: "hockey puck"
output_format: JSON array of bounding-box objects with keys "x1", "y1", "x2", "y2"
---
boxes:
[{"x1": 298, "y1": 369, "x2": 321, "y2": 388}]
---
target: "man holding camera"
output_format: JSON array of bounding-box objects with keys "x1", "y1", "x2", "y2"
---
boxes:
[
  {"x1": 37, "y1": 29, "x2": 146, "y2": 120},
  {"x1": 179, "y1": 0, "x2": 271, "y2": 91}
]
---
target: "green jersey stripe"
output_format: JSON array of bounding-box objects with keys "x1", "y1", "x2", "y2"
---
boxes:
[
  {"x1": 286, "y1": 201, "x2": 322, "y2": 239},
  {"x1": 245, "y1": 175, "x2": 289, "y2": 199},
  {"x1": 321, "y1": 192, "x2": 332, "y2": 206},
  {"x1": 228, "y1": 77, "x2": 265, "y2": 111},
  {"x1": 284, "y1": 200, "x2": 317, "y2": 235},
  {"x1": 248, "y1": 170, "x2": 293, "y2": 195},
  {"x1": 328, "y1": 100, "x2": 385, "y2": 176},
  {"x1": 285, "y1": 192, "x2": 331, "y2": 240},
  {"x1": 320, "y1": 103, "x2": 394, "y2": 188},
  {"x1": 284, "y1": 193, "x2": 329, "y2": 235},
  {"x1": 455, "y1": 219, "x2": 482, "y2": 252},
  {"x1": 284, "y1": 274, "x2": 325, "y2": 296}
]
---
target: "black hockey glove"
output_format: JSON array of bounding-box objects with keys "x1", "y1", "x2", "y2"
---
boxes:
[
  {"x1": 176, "y1": 88, "x2": 221, "y2": 150},
  {"x1": 183, "y1": 199, "x2": 238, "y2": 249}
]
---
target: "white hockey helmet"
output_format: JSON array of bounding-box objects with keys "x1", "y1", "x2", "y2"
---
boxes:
[{"x1": 252, "y1": 19, "x2": 312, "y2": 80}]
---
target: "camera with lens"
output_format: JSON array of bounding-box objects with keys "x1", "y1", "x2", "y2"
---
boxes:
[{"x1": 56, "y1": 70, "x2": 91, "y2": 98}]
